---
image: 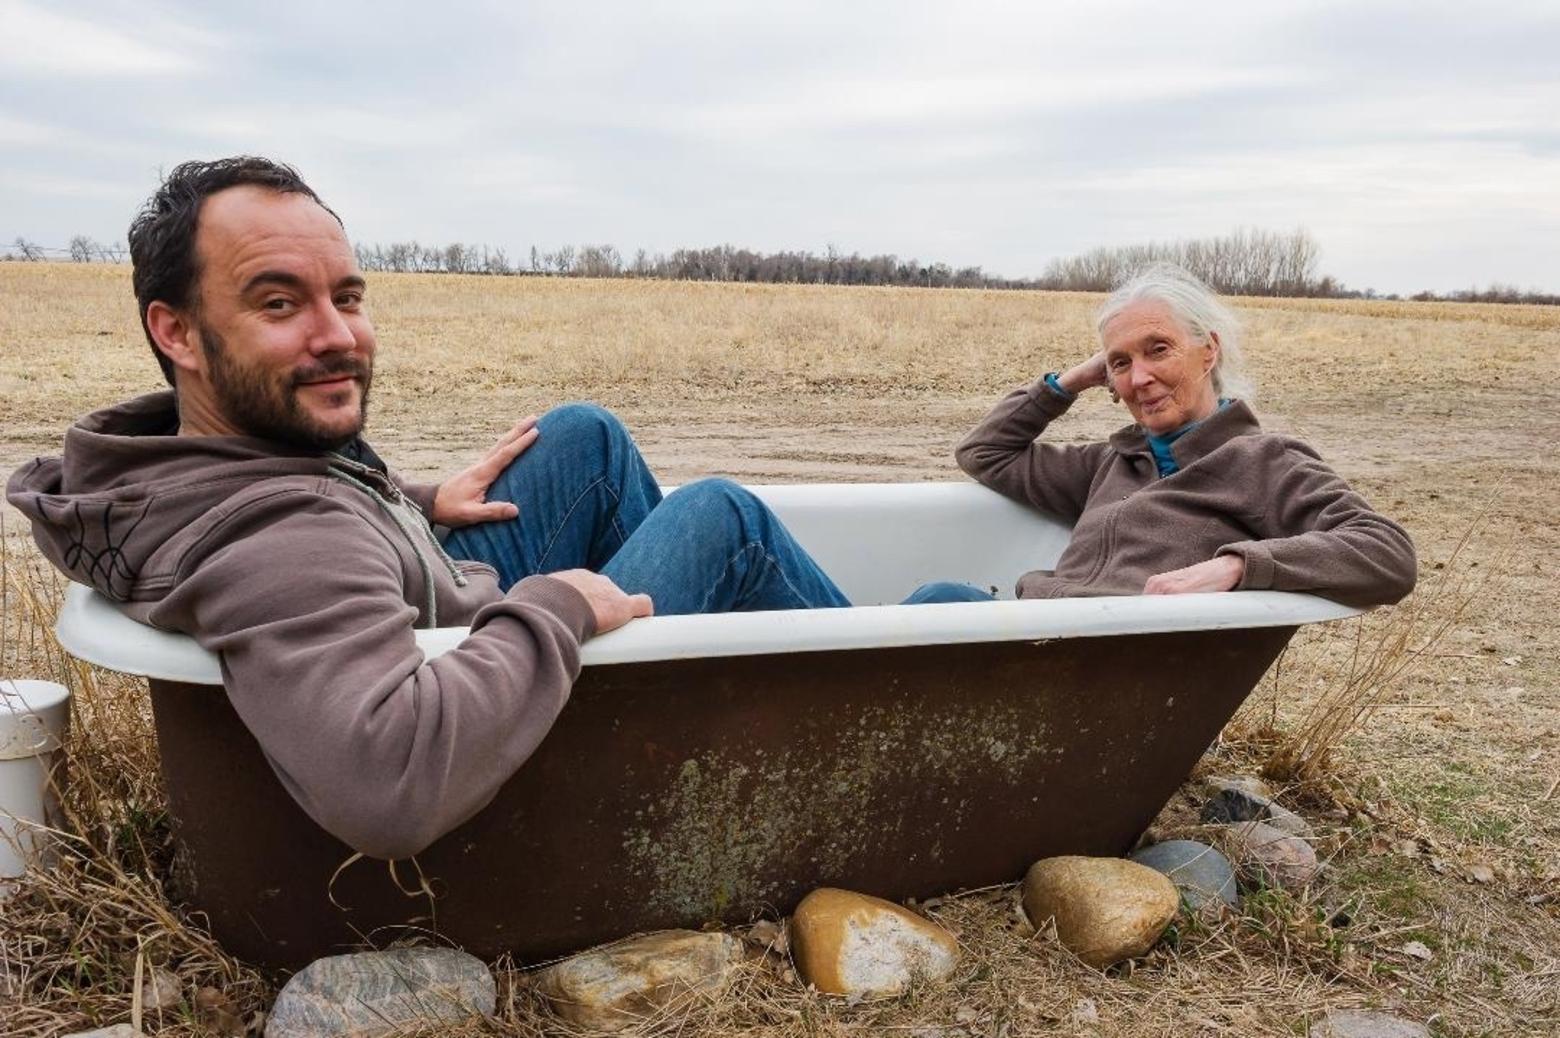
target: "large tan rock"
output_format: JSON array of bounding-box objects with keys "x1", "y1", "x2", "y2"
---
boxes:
[
  {"x1": 789, "y1": 888, "x2": 959, "y2": 998},
  {"x1": 1021, "y1": 856, "x2": 1179, "y2": 968},
  {"x1": 536, "y1": 930, "x2": 743, "y2": 1032}
]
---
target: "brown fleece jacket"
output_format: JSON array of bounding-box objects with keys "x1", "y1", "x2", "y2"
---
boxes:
[
  {"x1": 7, "y1": 391, "x2": 596, "y2": 859},
  {"x1": 955, "y1": 377, "x2": 1417, "y2": 607}
]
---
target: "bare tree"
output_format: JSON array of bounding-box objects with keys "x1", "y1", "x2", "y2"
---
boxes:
[
  {"x1": 69, "y1": 235, "x2": 99, "y2": 262},
  {"x1": 13, "y1": 237, "x2": 44, "y2": 261}
]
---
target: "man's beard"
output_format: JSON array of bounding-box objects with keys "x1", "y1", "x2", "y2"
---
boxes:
[{"x1": 200, "y1": 322, "x2": 373, "y2": 450}]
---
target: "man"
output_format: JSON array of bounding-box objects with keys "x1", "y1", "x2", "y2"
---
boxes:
[{"x1": 7, "y1": 156, "x2": 848, "y2": 859}]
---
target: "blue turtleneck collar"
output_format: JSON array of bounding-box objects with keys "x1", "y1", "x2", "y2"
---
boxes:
[{"x1": 1146, "y1": 399, "x2": 1231, "y2": 476}]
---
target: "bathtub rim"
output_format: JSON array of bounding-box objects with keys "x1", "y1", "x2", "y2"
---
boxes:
[{"x1": 55, "y1": 580, "x2": 1360, "y2": 686}]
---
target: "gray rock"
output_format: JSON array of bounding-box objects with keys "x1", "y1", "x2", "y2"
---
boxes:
[
  {"x1": 1221, "y1": 820, "x2": 1321, "y2": 890},
  {"x1": 1201, "y1": 786, "x2": 1313, "y2": 838},
  {"x1": 1129, "y1": 840, "x2": 1238, "y2": 912},
  {"x1": 265, "y1": 947, "x2": 495, "y2": 1038},
  {"x1": 140, "y1": 966, "x2": 182, "y2": 1011},
  {"x1": 62, "y1": 1027, "x2": 142, "y2": 1038},
  {"x1": 1308, "y1": 1009, "x2": 1430, "y2": 1037}
]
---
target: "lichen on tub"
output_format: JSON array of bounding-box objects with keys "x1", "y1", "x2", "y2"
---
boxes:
[{"x1": 621, "y1": 698, "x2": 1055, "y2": 919}]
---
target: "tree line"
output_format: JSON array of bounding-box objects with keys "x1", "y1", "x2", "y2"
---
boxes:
[
  {"x1": 8, "y1": 236, "x2": 127, "y2": 263},
  {"x1": 7, "y1": 231, "x2": 1555, "y2": 304},
  {"x1": 1037, "y1": 228, "x2": 1328, "y2": 296},
  {"x1": 352, "y1": 240, "x2": 1008, "y2": 289}
]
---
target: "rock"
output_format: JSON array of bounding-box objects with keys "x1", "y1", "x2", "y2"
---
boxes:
[
  {"x1": 1202, "y1": 785, "x2": 1312, "y2": 838},
  {"x1": 1308, "y1": 1009, "x2": 1430, "y2": 1037},
  {"x1": 1221, "y1": 821, "x2": 1321, "y2": 890},
  {"x1": 1129, "y1": 840, "x2": 1239, "y2": 912},
  {"x1": 265, "y1": 947, "x2": 495, "y2": 1038},
  {"x1": 1020, "y1": 856, "x2": 1179, "y2": 968},
  {"x1": 195, "y1": 985, "x2": 247, "y2": 1036},
  {"x1": 789, "y1": 888, "x2": 959, "y2": 998},
  {"x1": 1205, "y1": 774, "x2": 1272, "y2": 799},
  {"x1": 742, "y1": 918, "x2": 788, "y2": 956},
  {"x1": 62, "y1": 1027, "x2": 142, "y2": 1038},
  {"x1": 140, "y1": 967, "x2": 182, "y2": 1011},
  {"x1": 537, "y1": 930, "x2": 743, "y2": 1031}
]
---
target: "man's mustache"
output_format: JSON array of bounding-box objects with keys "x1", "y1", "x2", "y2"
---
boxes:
[{"x1": 291, "y1": 356, "x2": 371, "y2": 387}]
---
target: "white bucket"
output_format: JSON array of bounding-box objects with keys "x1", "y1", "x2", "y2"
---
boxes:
[{"x1": 0, "y1": 679, "x2": 71, "y2": 880}]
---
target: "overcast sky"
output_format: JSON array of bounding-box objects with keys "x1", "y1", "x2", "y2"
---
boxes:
[{"x1": 2, "y1": 0, "x2": 1556, "y2": 294}]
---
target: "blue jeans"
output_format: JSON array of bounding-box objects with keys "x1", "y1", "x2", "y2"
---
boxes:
[
  {"x1": 442, "y1": 403, "x2": 851, "y2": 615},
  {"x1": 901, "y1": 581, "x2": 999, "y2": 604}
]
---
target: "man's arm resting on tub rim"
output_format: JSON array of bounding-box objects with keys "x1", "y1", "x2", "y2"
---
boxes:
[{"x1": 147, "y1": 492, "x2": 601, "y2": 860}]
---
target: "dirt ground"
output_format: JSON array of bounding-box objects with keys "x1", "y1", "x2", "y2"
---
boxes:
[{"x1": 1, "y1": 265, "x2": 1557, "y2": 1036}]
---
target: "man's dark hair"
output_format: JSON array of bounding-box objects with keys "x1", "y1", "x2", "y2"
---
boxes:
[{"x1": 128, "y1": 157, "x2": 341, "y2": 386}]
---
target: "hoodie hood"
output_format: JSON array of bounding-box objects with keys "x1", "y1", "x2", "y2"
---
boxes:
[{"x1": 7, "y1": 391, "x2": 340, "y2": 602}]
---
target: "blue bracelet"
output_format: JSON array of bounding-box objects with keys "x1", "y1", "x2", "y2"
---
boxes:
[{"x1": 1044, "y1": 372, "x2": 1076, "y2": 400}]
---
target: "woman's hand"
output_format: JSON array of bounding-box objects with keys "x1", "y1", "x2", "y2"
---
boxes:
[
  {"x1": 1057, "y1": 352, "x2": 1109, "y2": 395},
  {"x1": 1143, "y1": 554, "x2": 1245, "y2": 595}
]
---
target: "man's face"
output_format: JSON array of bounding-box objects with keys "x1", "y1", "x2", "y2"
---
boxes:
[{"x1": 186, "y1": 186, "x2": 376, "y2": 449}]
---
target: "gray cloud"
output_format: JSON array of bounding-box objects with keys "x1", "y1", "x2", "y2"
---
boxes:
[{"x1": 3, "y1": 0, "x2": 1556, "y2": 292}]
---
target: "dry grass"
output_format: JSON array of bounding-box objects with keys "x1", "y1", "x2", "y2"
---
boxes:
[{"x1": 2, "y1": 265, "x2": 1558, "y2": 1037}]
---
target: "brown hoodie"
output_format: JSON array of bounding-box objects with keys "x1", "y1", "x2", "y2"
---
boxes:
[
  {"x1": 7, "y1": 391, "x2": 596, "y2": 859},
  {"x1": 955, "y1": 377, "x2": 1417, "y2": 607}
]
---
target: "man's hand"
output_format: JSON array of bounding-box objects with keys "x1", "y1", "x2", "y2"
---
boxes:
[
  {"x1": 1143, "y1": 554, "x2": 1245, "y2": 595},
  {"x1": 548, "y1": 569, "x2": 654, "y2": 634},
  {"x1": 431, "y1": 417, "x2": 539, "y2": 528}
]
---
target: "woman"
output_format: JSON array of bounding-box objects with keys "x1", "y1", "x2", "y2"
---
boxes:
[{"x1": 909, "y1": 263, "x2": 1417, "y2": 608}]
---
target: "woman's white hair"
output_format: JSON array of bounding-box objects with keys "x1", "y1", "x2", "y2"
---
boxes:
[{"x1": 1095, "y1": 262, "x2": 1255, "y2": 400}]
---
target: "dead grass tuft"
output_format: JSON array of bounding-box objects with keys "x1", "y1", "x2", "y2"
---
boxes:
[{"x1": 1260, "y1": 514, "x2": 1509, "y2": 784}]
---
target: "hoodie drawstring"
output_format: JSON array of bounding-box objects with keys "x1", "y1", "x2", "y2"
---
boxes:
[{"x1": 326, "y1": 462, "x2": 468, "y2": 629}]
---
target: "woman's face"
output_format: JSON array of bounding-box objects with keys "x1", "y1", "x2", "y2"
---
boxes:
[{"x1": 1100, "y1": 300, "x2": 1221, "y2": 435}]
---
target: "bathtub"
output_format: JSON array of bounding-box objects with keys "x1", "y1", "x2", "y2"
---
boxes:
[{"x1": 54, "y1": 482, "x2": 1355, "y2": 970}]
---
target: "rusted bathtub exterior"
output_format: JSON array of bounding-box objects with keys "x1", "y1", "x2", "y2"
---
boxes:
[{"x1": 55, "y1": 483, "x2": 1354, "y2": 970}]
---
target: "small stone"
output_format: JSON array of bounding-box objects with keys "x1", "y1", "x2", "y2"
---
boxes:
[
  {"x1": 537, "y1": 930, "x2": 743, "y2": 1031},
  {"x1": 1221, "y1": 821, "x2": 1321, "y2": 890},
  {"x1": 1205, "y1": 774, "x2": 1272, "y2": 799},
  {"x1": 1129, "y1": 840, "x2": 1239, "y2": 913},
  {"x1": 1397, "y1": 941, "x2": 1432, "y2": 961},
  {"x1": 1202, "y1": 785, "x2": 1312, "y2": 838},
  {"x1": 1021, "y1": 856, "x2": 1179, "y2": 969},
  {"x1": 140, "y1": 967, "x2": 182, "y2": 1011},
  {"x1": 1468, "y1": 863, "x2": 1495, "y2": 884},
  {"x1": 1071, "y1": 996, "x2": 1100, "y2": 1024},
  {"x1": 790, "y1": 888, "x2": 960, "y2": 998},
  {"x1": 62, "y1": 1027, "x2": 142, "y2": 1038},
  {"x1": 195, "y1": 986, "x2": 246, "y2": 1036},
  {"x1": 743, "y1": 919, "x2": 788, "y2": 956},
  {"x1": 1308, "y1": 1008, "x2": 1430, "y2": 1037},
  {"x1": 265, "y1": 947, "x2": 495, "y2": 1038}
]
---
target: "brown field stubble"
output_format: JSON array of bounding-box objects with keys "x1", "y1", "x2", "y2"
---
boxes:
[{"x1": 1, "y1": 264, "x2": 1557, "y2": 1036}]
